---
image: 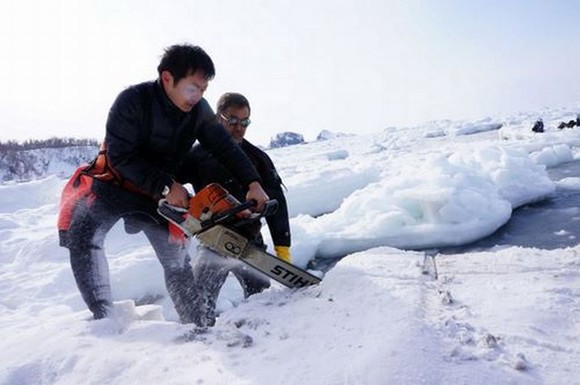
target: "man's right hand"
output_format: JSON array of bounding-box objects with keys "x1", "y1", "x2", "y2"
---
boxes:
[
  {"x1": 165, "y1": 181, "x2": 189, "y2": 208},
  {"x1": 246, "y1": 181, "x2": 269, "y2": 212}
]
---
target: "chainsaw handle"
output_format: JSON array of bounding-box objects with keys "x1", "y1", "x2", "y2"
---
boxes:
[
  {"x1": 200, "y1": 199, "x2": 279, "y2": 229},
  {"x1": 260, "y1": 199, "x2": 279, "y2": 217},
  {"x1": 158, "y1": 198, "x2": 188, "y2": 212},
  {"x1": 241, "y1": 199, "x2": 279, "y2": 217},
  {"x1": 200, "y1": 199, "x2": 255, "y2": 228}
]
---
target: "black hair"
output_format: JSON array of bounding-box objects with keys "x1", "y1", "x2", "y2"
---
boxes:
[
  {"x1": 216, "y1": 92, "x2": 251, "y2": 114},
  {"x1": 157, "y1": 44, "x2": 215, "y2": 82}
]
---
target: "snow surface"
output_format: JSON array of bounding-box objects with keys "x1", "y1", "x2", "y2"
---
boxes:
[{"x1": 1, "y1": 108, "x2": 580, "y2": 384}]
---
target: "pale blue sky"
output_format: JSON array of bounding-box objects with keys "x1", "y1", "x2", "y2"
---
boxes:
[{"x1": 1, "y1": 0, "x2": 579, "y2": 146}]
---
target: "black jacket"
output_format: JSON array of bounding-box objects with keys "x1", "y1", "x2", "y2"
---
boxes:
[
  {"x1": 104, "y1": 80, "x2": 261, "y2": 197},
  {"x1": 178, "y1": 139, "x2": 291, "y2": 247}
]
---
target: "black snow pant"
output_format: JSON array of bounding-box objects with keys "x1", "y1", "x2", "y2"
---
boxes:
[
  {"x1": 190, "y1": 245, "x2": 270, "y2": 327},
  {"x1": 64, "y1": 179, "x2": 198, "y2": 323}
]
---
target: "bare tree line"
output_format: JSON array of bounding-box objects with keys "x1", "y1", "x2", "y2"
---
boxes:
[{"x1": 0, "y1": 137, "x2": 99, "y2": 152}]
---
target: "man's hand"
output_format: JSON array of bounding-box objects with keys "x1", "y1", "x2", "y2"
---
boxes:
[
  {"x1": 246, "y1": 181, "x2": 269, "y2": 212},
  {"x1": 165, "y1": 181, "x2": 189, "y2": 208}
]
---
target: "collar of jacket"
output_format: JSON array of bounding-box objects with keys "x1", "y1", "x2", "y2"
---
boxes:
[
  {"x1": 154, "y1": 79, "x2": 193, "y2": 122},
  {"x1": 241, "y1": 139, "x2": 262, "y2": 154}
]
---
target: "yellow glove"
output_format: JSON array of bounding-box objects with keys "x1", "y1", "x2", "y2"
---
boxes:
[{"x1": 274, "y1": 245, "x2": 291, "y2": 263}]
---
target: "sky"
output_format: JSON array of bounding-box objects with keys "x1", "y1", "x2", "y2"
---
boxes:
[
  {"x1": 1, "y1": 105, "x2": 580, "y2": 384},
  {"x1": 1, "y1": 0, "x2": 580, "y2": 146}
]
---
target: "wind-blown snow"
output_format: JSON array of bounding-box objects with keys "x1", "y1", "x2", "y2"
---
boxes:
[{"x1": 1, "y1": 107, "x2": 580, "y2": 385}]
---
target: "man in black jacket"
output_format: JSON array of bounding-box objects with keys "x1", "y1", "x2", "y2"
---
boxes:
[
  {"x1": 177, "y1": 92, "x2": 291, "y2": 327},
  {"x1": 59, "y1": 45, "x2": 269, "y2": 323}
]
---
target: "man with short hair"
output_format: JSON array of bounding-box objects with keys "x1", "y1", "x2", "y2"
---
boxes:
[
  {"x1": 177, "y1": 92, "x2": 291, "y2": 327},
  {"x1": 59, "y1": 45, "x2": 269, "y2": 323}
]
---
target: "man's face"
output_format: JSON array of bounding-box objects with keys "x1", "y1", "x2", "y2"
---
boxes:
[
  {"x1": 162, "y1": 70, "x2": 208, "y2": 112},
  {"x1": 218, "y1": 106, "x2": 251, "y2": 144}
]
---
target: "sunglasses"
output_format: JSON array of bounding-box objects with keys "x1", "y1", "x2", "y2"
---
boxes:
[{"x1": 219, "y1": 113, "x2": 251, "y2": 128}]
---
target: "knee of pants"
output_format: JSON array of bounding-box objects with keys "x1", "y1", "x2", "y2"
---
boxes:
[
  {"x1": 161, "y1": 259, "x2": 183, "y2": 271},
  {"x1": 68, "y1": 238, "x2": 103, "y2": 257},
  {"x1": 162, "y1": 255, "x2": 194, "y2": 277},
  {"x1": 157, "y1": 246, "x2": 190, "y2": 270}
]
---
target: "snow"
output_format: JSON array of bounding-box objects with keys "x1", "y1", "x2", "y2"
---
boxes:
[{"x1": 1, "y1": 107, "x2": 580, "y2": 384}]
